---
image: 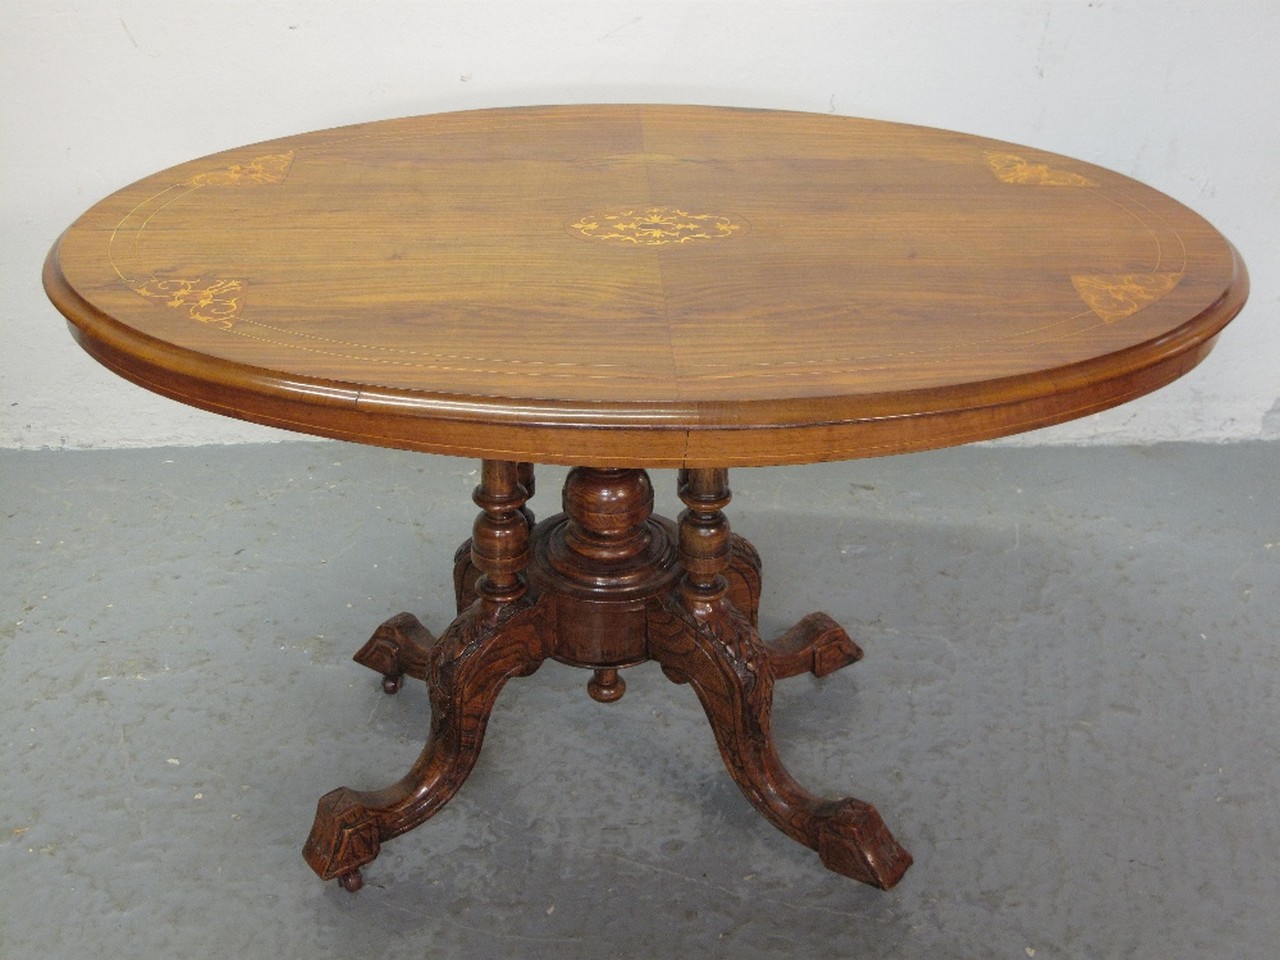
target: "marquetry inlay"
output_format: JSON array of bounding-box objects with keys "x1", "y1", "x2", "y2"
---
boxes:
[
  {"x1": 132, "y1": 277, "x2": 244, "y2": 329},
  {"x1": 985, "y1": 151, "x2": 1097, "y2": 187},
  {"x1": 1071, "y1": 272, "x2": 1183, "y2": 322},
  {"x1": 569, "y1": 207, "x2": 743, "y2": 246},
  {"x1": 182, "y1": 151, "x2": 295, "y2": 187}
]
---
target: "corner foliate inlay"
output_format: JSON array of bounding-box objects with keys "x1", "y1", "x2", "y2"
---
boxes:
[
  {"x1": 1071, "y1": 272, "x2": 1182, "y2": 322},
  {"x1": 986, "y1": 151, "x2": 1096, "y2": 187},
  {"x1": 133, "y1": 277, "x2": 243, "y2": 329},
  {"x1": 183, "y1": 151, "x2": 295, "y2": 187}
]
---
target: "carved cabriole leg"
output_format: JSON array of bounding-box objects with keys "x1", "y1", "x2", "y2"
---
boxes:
[
  {"x1": 304, "y1": 460, "x2": 549, "y2": 889},
  {"x1": 648, "y1": 468, "x2": 912, "y2": 890}
]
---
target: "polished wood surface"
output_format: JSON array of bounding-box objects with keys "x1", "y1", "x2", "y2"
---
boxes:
[
  {"x1": 44, "y1": 107, "x2": 1250, "y2": 893},
  {"x1": 44, "y1": 105, "x2": 1247, "y2": 466}
]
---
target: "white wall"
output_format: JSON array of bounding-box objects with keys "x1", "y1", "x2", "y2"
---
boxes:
[{"x1": 4, "y1": 0, "x2": 1277, "y2": 449}]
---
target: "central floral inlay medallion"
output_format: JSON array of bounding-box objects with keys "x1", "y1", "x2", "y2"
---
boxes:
[{"x1": 569, "y1": 207, "x2": 743, "y2": 245}]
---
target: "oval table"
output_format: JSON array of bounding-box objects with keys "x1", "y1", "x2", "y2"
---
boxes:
[{"x1": 44, "y1": 105, "x2": 1249, "y2": 893}]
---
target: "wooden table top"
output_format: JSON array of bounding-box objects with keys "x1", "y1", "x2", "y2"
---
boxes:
[{"x1": 45, "y1": 105, "x2": 1248, "y2": 467}]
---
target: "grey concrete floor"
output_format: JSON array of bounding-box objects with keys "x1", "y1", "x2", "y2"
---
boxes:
[{"x1": 2, "y1": 441, "x2": 1277, "y2": 959}]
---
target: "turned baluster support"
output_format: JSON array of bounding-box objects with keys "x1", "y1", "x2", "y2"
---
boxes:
[{"x1": 320, "y1": 460, "x2": 907, "y2": 892}]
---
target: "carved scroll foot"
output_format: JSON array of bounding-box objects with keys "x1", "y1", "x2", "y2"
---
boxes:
[
  {"x1": 304, "y1": 596, "x2": 550, "y2": 886},
  {"x1": 766, "y1": 612, "x2": 864, "y2": 680},
  {"x1": 303, "y1": 787, "x2": 382, "y2": 885},
  {"x1": 649, "y1": 598, "x2": 911, "y2": 890},
  {"x1": 352, "y1": 611, "x2": 438, "y2": 694},
  {"x1": 815, "y1": 797, "x2": 913, "y2": 889}
]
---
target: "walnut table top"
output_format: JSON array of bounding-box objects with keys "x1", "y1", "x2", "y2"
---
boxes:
[{"x1": 44, "y1": 104, "x2": 1248, "y2": 467}]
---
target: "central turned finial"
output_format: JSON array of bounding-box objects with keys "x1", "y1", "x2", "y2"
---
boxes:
[{"x1": 587, "y1": 668, "x2": 626, "y2": 703}]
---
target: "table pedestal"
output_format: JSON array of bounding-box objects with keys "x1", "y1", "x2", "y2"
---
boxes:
[{"x1": 303, "y1": 462, "x2": 912, "y2": 892}]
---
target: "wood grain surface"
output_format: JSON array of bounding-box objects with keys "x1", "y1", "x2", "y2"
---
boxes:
[{"x1": 44, "y1": 104, "x2": 1248, "y2": 466}]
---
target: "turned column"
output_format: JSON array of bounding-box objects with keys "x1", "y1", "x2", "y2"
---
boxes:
[
  {"x1": 471, "y1": 459, "x2": 532, "y2": 614},
  {"x1": 451, "y1": 462, "x2": 536, "y2": 612},
  {"x1": 676, "y1": 468, "x2": 734, "y2": 616}
]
